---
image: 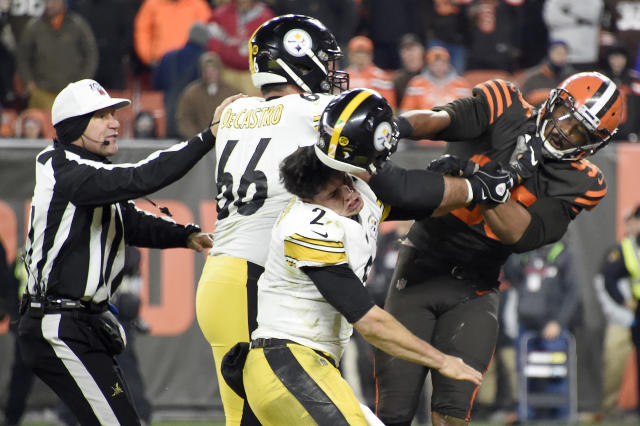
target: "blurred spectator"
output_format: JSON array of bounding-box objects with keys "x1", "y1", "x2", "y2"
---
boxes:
[
  {"x1": 134, "y1": 0, "x2": 211, "y2": 68},
  {"x1": 599, "y1": 43, "x2": 640, "y2": 142},
  {"x1": 72, "y1": 0, "x2": 138, "y2": 90},
  {"x1": 357, "y1": 0, "x2": 425, "y2": 69},
  {"x1": 206, "y1": 0, "x2": 274, "y2": 96},
  {"x1": 602, "y1": 204, "x2": 640, "y2": 421},
  {"x1": 602, "y1": 0, "x2": 640, "y2": 74},
  {"x1": 176, "y1": 52, "x2": 238, "y2": 140},
  {"x1": 4, "y1": 0, "x2": 44, "y2": 44},
  {"x1": 133, "y1": 111, "x2": 158, "y2": 139},
  {"x1": 16, "y1": 0, "x2": 97, "y2": 110},
  {"x1": 17, "y1": 108, "x2": 47, "y2": 138},
  {"x1": 518, "y1": 0, "x2": 549, "y2": 69},
  {"x1": 393, "y1": 33, "x2": 425, "y2": 107},
  {"x1": 0, "y1": 107, "x2": 17, "y2": 137},
  {"x1": 543, "y1": 0, "x2": 604, "y2": 71},
  {"x1": 345, "y1": 35, "x2": 396, "y2": 108},
  {"x1": 423, "y1": 0, "x2": 470, "y2": 74},
  {"x1": 595, "y1": 209, "x2": 636, "y2": 416},
  {"x1": 520, "y1": 40, "x2": 576, "y2": 107},
  {"x1": 263, "y1": 0, "x2": 358, "y2": 54},
  {"x1": 1, "y1": 244, "x2": 36, "y2": 426},
  {"x1": 152, "y1": 22, "x2": 212, "y2": 138},
  {"x1": 504, "y1": 237, "x2": 581, "y2": 422},
  {"x1": 0, "y1": 23, "x2": 16, "y2": 109},
  {"x1": 465, "y1": 0, "x2": 525, "y2": 73},
  {"x1": 399, "y1": 46, "x2": 471, "y2": 112}
]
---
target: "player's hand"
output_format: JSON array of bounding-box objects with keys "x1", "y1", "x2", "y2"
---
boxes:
[
  {"x1": 187, "y1": 232, "x2": 213, "y2": 252},
  {"x1": 506, "y1": 134, "x2": 543, "y2": 184},
  {"x1": 468, "y1": 161, "x2": 515, "y2": 204},
  {"x1": 542, "y1": 320, "x2": 561, "y2": 340},
  {"x1": 438, "y1": 354, "x2": 483, "y2": 386},
  {"x1": 428, "y1": 154, "x2": 478, "y2": 177},
  {"x1": 210, "y1": 93, "x2": 246, "y2": 135}
]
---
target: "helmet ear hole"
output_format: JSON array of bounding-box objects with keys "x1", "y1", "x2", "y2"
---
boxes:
[{"x1": 249, "y1": 14, "x2": 345, "y2": 93}]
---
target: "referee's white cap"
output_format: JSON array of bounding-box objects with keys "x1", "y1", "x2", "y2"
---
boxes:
[{"x1": 52, "y1": 79, "x2": 130, "y2": 126}]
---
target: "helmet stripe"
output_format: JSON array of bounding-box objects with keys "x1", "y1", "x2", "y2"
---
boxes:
[
  {"x1": 327, "y1": 90, "x2": 373, "y2": 159},
  {"x1": 587, "y1": 80, "x2": 618, "y2": 119}
]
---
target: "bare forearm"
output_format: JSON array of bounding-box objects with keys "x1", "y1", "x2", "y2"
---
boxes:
[
  {"x1": 480, "y1": 200, "x2": 531, "y2": 244},
  {"x1": 401, "y1": 110, "x2": 451, "y2": 139},
  {"x1": 433, "y1": 176, "x2": 471, "y2": 216},
  {"x1": 354, "y1": 305, "x2": 445, "y2": 369}
]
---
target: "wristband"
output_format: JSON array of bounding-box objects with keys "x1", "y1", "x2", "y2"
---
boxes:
[
  {"x1": 465, "y1": 178, "x2": 473, "y2": 204},
  {"x1": 394, "y1": 116, "x2": 414, "y2": 139}
]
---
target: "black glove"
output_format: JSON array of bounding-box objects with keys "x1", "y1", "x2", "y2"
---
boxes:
[
  {"x1": 506, "y1": 134, "x2": 543, "y2": 184},
  {"x1": 428, "y1": 154, "x2": 479, "y2": 177},
  {"x1": 468, "y1": 161, "x2": 515, "y2": 204}
]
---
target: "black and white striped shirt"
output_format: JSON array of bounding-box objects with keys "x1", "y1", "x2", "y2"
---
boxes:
[{"x1": 25, "y1": 130, "x2": 215, "y2": 303}]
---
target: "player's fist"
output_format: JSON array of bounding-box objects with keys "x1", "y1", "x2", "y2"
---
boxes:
[
  {"x1": 468, "y1": 162, "x2": 514, "y2": 204},
  {"x1": 428, "y1": 154, "x2": 478, "y2": 177}
]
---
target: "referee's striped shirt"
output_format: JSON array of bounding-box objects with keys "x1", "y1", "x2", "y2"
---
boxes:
[{"x1": 25, "y1": 130, "x2": 215, "y2": 303}]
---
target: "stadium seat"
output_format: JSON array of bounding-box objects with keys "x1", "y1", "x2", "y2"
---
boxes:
[{"x1": 463, "y1": 69, "x2": 513, "y2": 88}]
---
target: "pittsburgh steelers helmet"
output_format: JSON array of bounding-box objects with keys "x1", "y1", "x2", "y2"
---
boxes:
[
  {"x1": 248, "y1": 14, "x2": 349, "y2": 93},
  {"x1": 537, "y1": 71, "x2": 622, "y2": 161},
  {"x1": 315, "y1": 88, "x2": 398, "y2": 174}
]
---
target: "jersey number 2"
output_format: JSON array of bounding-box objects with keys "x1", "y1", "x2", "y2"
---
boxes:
[{"x1": 216, "y1": 138, "x2": 270, "y2": 220}]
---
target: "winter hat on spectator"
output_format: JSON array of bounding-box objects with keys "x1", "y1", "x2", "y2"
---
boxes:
[
  {"x1": 399, "y1": 33, "x2": 422, "y2": 49},
  {"x1": 348, "y1": 36, "x2": 374, "y2": 53},
  {"x1": 425, "y1": 46, "x2": 450, "y2": 64},
  {"x1": 52, "y1": 79, "x2": 130, "y2": 143},
  {"x1": 188, "y1": 23, "x2": 212, "y2": 48}
]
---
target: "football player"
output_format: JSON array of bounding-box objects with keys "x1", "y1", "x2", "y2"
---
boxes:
[
  {"x1": 194, "y1": 14, "x2": 348, "y2": 425},
  {"x1": 370, "y1": 72, "x2": 622, "y2": 426},
  {"x1": 242, "y1": 88, "x2": 516, "y2": 425}
]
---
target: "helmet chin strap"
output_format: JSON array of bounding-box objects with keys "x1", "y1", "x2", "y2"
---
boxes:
[{"x1": 276, "y1": 58, "x2": 312, "y2": 92}]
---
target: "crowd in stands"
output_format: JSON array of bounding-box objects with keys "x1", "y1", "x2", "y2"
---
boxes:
[{"x1": 0, "y1": 0, "x2": 639, "y2": 141}]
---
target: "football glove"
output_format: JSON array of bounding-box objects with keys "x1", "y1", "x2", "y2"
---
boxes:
[
  {"x1": 468, "y1": 161, "x2": 515, "y2": 204},
  {"x1": 428, "y1": 154, "x2": 479, "y2": 177},
  {"x1": 506, "y1": 134, "x2": 543, "y2": 184}
]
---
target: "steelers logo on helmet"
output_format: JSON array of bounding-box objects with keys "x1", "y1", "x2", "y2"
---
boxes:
[
  {"x1": 373, "y1": 121, "x2": 393, "y2": 152},
  {"x1": 283, "y1": 28, "x2": 313, "y2": 57},
  {"x1": 315, "y1": 88, "x2": 398, "y2": 174}
]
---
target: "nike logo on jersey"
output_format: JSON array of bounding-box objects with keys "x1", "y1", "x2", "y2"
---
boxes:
[{"x1": 312, "y1": 230, "x2": 328, "y2": 238}]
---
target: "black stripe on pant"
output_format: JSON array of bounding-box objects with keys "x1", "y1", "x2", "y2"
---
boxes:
[
  {"x1": 17, "y1": 312, "x2": 140, "y2": 426},
  {"x1": 263, "y1": 345, "x2": 350, "y2": 426}
]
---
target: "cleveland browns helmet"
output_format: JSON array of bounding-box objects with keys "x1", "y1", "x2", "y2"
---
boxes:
[
  {"x1": 248, "y1": 14, "x2": 349, "y2": 93},
  {"x1": 537, "y1": 71, "x2": 622, "y2": 161},
  {"x1": 315, "y1": 88, "x2": 398, "y2": 174}
]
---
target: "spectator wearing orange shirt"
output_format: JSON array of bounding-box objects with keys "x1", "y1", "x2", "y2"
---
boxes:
[
  {"x1": 345, "y1": 35, "x2": 397, "y2": 109},
  {"x1": 400, "y1": 46, "x2": 471, "y2": 112},
  {"x1": 134, "y1": 0, "x2": 211, "y2": 67}
]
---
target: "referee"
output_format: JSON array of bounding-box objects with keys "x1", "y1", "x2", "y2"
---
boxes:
[{"x1": 16, "y1": 79, "x2": 237, "y2": 426}]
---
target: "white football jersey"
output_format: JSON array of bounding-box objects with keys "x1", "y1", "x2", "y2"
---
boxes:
[
  {"x1": 252, "y1": 178, "x2": 385, "y2": 363},
  {"x1": 210, "y1": 93, "x2": 335, "y2": 266}
]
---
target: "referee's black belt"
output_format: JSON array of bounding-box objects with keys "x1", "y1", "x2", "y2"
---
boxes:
[
  {"x1": 26, "y1": 296, "x2": 108, "y2": 315},
  {"x1": 250, "y1": 338, "x2": 337, "y2": 367}
]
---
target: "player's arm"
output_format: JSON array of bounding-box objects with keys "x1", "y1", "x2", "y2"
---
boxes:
[{"x1": 301, "y1": 264, "x2": 482, "y2": 385}]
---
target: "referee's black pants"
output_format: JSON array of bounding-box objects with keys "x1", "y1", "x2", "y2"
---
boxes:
[{"x1": 17, "y1": 310, "x2": 141, "y2": 426}]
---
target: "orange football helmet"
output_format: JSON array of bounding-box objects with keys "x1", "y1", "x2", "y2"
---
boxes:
[{"x1": 537, "y1": 72, "x2": 622, "y2": 160}]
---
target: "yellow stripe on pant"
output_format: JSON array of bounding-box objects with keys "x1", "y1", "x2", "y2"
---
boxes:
[
  {"x1": 243, "y1": 342, "x2": 367, "y2": 425},
  {"x1": 196, "y1": 256, "x2": 255, "y2": 425}
]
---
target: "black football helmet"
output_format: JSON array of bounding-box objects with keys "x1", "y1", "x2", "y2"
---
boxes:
[
  {"x1": 316, "y1": 88, "x2": 398, "y2": 174},
  {"x1": 248, "y1": 14, "x2": 349, "y2": 93}
]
